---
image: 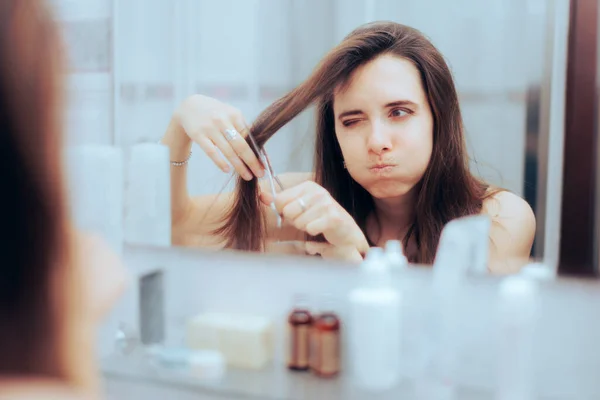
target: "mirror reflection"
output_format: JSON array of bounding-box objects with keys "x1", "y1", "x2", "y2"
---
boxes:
[{"x1": 60, "y1": 0, "x2": 556, "y2": 273}]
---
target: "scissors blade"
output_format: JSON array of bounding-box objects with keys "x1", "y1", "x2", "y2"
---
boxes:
[
  {"x1": 258, "y1": 151, "x2": 282, "y2": 228},
  {"x1": 262, "y1": 151, "x2": 285, "y2": 191},
  {"x1": 246, "y1": 130, "x2": 262, "y2": 158}
]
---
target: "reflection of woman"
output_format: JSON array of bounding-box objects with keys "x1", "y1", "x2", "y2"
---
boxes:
[
  {"x1": 163, "y1": 21, "x2": 535, "y2": 270},
  {"x1": 0, "y1": 1, "x2": 126, "y2": 398}
]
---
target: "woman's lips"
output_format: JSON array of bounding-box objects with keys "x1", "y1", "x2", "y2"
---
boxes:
[{"x1": 369, "y1": 164, "x2": 396, "y2": 173}]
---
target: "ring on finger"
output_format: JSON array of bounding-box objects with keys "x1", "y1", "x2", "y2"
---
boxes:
[
  {"x1": 297, "y1": 197, "x2": 308, "y2": 213},
  {"x1": 223, "y1": 128, "x2": 240, "y2": 142}
]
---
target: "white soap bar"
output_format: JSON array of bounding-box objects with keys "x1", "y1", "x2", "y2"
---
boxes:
[{"x1": 186, "y1": 312, "x2": 273, "y2": 370}]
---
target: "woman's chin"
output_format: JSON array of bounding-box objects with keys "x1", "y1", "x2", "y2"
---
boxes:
[{"x1": 364, "y1": 183, "x2": 416, "y2": 200}]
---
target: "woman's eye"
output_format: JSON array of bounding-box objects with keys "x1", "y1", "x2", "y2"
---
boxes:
[
  {"x1": 342, "y1": 119, "x2": 359, "y2": 127},
  {"x1": 390, "y1": 108, "x2": 410, "y2": 118}
]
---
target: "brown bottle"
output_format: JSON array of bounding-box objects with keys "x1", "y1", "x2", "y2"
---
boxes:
[
  {"x1": 309, "y1": 296, "x2": 341, "y2": 378},
  {"x1": 287, "y1": 295, "x2": 313, "y2": 371}
]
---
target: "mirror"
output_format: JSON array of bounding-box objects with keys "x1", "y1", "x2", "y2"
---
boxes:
[{"x1": 56, "y1": 0, "x2": 563, "y2": 270}]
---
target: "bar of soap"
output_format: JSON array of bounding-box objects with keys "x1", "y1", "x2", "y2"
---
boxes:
[{"x1": 186, "y1": 312, "x2": 273, "y2": 370}]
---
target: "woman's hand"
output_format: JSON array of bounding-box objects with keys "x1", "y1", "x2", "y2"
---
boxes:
[
  {"x1": 259, "y1": 181, "x2": 369, "y2": 261},
  {"x1": 173, "y1": 95, "x2": 265, "y2": 180}
]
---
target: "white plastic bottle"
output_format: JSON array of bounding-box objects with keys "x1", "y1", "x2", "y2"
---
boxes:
[
  {"x1": 463, "y1": 215, "x2": 492, "y2": 275},
  {"x1": 495, "y1": 276, "x2": 538, "y2": 400},
  {"x1": 415, "y1": 219, "x2": 473, "y2": 400},
  {"x1": 519, "y1": 262, "x2": 555, "y2": 281},
  {"x1": 348, "y1": 248, "x2": 402, "y2": 392},
  {"x1": 385, "y1": 240, "x2": 409, "y2": 270}
]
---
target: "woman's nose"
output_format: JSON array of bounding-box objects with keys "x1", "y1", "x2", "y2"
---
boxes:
[{"x1": 366, "y1": 121, "x2": 393, "y2": 155}]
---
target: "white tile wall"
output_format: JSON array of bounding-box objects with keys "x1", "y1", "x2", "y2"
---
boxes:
[{"x1": 54, "y1": 0, "x2": 551, "y2": 191}]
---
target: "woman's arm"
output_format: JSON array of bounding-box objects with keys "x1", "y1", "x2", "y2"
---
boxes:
[
  {"x1": 160, "y1": 95, "x2": 264, "y2": 247},
  {"x1": 169, "y1": 166, "x2": 314, "y2": 248},
  {"x1": 160, "y1": 95, "x2": 318, "y2": 249}
]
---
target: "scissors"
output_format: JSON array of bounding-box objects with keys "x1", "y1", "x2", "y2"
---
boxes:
[{"x1": 246, "y1": 131, "x2": 284, "y2": 227}]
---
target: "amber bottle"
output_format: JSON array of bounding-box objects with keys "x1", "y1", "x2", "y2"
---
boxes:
[
  {"x1": 309, "y1": 298, "x2": 341, "y2": 378},
  {"x1": 287, "y1": 295, "x2": 313, "y2": 371}
]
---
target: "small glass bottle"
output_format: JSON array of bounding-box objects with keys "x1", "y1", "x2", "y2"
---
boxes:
[
  {"x1": 287, "y1": 294, "x2": 313, "y2": 371},
  {"x1": 309, "y1": 295, "x2": 341, "y2": 378}
]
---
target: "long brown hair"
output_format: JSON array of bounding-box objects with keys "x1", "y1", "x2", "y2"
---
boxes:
[
  {"x1": 0, "y1": 0, "x2": 73, "y2": 379},
  {"x1": 216, "y1": 21, "x2": 493, "y2": 264}
]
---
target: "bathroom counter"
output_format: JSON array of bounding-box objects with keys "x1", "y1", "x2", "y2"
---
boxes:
[
  {"x1": 101, "y1": 355, "x2": 509, "y2": 400},
  {"x1": 105, "y1": 245, "x2": 600, "y2": 400}
]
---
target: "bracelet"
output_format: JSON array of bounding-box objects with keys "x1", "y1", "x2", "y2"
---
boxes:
[{"x1": 157, "y1": 139, "x2": 192, "y2": 167}]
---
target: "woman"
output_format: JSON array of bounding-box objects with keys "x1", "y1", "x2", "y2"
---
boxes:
[
  {"x1": 163, "y1": 21, "x2": 535, "y2": 271},
  {"x1": 0, "y1": 1, "x2": 125, "y2": 398}
]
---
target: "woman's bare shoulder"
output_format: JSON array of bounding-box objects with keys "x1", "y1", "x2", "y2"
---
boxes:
[{"x1": 481, "y1": 190, "x2": 536, "y2": 264}]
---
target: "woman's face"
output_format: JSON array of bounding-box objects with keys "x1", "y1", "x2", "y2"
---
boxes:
[{"x1": 333, "y1": 54, "x2": 434, "y2": 200}]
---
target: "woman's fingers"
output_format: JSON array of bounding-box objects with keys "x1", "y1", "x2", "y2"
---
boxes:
[
  {"x1": 285, "y1": 195, "x2": 330, "y2": 232},
  {"x1": 229, "y1": 110, "x2": 265, "y2": 178},
  {"x1": 305, "y1": 215, "x2": 336, "y2": 237},
  {"x1": 259, "y1": 192, "x2": 274, "y2": 206},
  {"x1": 179, "y1": 95, "x2": 265, "y2": 179},
  {"x1": 208, "y1": 126, "x2": 253, "y2": 180},
  {"x1": 304, "y1": 241, "x2": 364, "y2": 262},
  {"x1": 305, "y1": 241, "x2": 332, "y2": 256},
  {"x1": 195, "y1": 136, "x2": 231, "y2": 173},
  {"x1": 272, "y1": 181, "x2": 321, "y2": 212}
]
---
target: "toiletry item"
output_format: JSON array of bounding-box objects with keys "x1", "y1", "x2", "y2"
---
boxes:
[
  {"x1": 66, "y1": 145, "x2": 124, "y2": 255},
  {"x1": 287, "y1": 294, "x2": 313, "y2": 371},
  {"x1": 114, "y1": 322, "x2": 139, "y2": 356},
  {"x1": 433, "y1": 215, "x2": 491, "y2": 275},
  {"x1": 139, "y1": 270, "x2": 165, "y2": 345},
  {"x1": 385, "y1": 240, "x2": 408, "y2": 269},
  {"x1": 145, "y1": 345, "x2": 194, "y2": 369},
  {"x1": 432, "y1": 217, "x2": 479, "y2": 289},
  {"x1": 496, "y1": 276, "x2": 538, "y2": 400},
  {"x1": 145, "y1": 345, "x2": 226, "y2": 380},
  {"x1": 463, "y1": 215, "x2": 492, "y2": 274},
  {"x1": 124, "y1": 142, "x2": 171, "y2": 246},
  {"x1": 519, "y1": 262, "x2": 555, "y2": 281},
  {"x1": 349, "y1": 248, "x2": 402, "y2": 391},
  {"x1": 66, "y1": 145, "x2": 124, "y2": 359},
  {"x1": 187, "y1": 312, "x2": 273, "y2": 370},
  {"x1": 309, "y1": 295, "x2": 341, "y2": 378},
  {"x1": 415, "y1": 219, "x2": 473, "y2": 399}
]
